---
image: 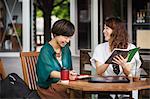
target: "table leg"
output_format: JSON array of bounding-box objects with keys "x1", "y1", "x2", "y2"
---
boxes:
[
  {"x1": 69, "y1": 89, "x2": 76, "y2": 99},
  {"x1": 132, "y1": 90, "x2": 138, "y2": 99},
  {"x1": 81, "y1": 91, "x2": 84, "y2": 99},
  {"x1": 69, "y1": 89, "x2": 84, "y2": 99}
]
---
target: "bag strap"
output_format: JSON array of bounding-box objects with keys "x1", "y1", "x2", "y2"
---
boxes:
[{"x1": 0, "y1": 74, "x2": 3, "y2": 80}]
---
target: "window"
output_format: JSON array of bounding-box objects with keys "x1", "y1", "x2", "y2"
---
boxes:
[
  {"x1": 0, "y1": 0, "x2": 22, "y2": 52},
  {"x1": 132, "y1": 0, "x2": 150, "y2": 49},
  {"x1": 101, "y1": 0, "x2": 127, "y2": 42},
  {"x1": 77, "y1": 0, "x2": 91, "y2": 49}
]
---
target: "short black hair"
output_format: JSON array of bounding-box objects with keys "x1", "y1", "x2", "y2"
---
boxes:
[{"x1": 52, "y1": 19, "x2": 75, "y2": 37}]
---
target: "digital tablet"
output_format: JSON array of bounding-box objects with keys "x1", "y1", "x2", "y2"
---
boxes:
[{"x1": 88, "y1": 76, "x2": 130, "y2": 83}]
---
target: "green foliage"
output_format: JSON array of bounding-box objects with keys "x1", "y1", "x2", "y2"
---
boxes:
[
  {"x1": 36, "y1": 0, "x2": 70, "y2": 20},
  {"x1": 16, "y1": 28, "x2": 22, "y2": 37},
  {"x1": 36, "y1": 8, "x2": 43, "y2": 17},
  {"x1": 52, "y1": 0, "x2": 70, "y2": 20}
]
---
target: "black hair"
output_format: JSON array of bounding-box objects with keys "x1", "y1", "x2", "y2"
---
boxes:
[{"x1": 52, "y1": 19, "x2": 75, "y2": 37}]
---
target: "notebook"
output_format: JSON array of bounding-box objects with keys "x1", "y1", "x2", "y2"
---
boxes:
[
  {"x1": 76, "y1": 74, "x2": 92, "y2": 80},
  {"x1": 88, "y1": 76, "x2": 130, "y2": 83},
  {"x1": 105, "y1": 47, "x2": 140, "y2": 64}
]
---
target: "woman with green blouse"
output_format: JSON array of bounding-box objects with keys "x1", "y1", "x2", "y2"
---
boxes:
[{"x1": 36, "y1": 19, "x2": 77, "y2": 99}]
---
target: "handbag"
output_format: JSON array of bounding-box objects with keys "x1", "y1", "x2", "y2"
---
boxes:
[{"x1": 0, "y1": 73, "x2": 40, "y2": 99}]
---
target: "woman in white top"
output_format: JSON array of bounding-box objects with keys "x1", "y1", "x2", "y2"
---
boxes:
[{"x1": 91, "y1": 16, "x2": 141, "y2": 76}]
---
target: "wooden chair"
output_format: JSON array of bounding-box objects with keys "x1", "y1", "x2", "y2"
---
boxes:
[
  {"x1": 139, "y1": 59, "x2": 150, "y2": 98},
  {"x1": 0, "y1": 58, "x2": 6, "y2": 79},
  {"x1": 80, "y1": 49, "x2": 91, "y2": 75},
  {"x1": 20, "y1": 52, "x2": 39, "y2": 90}
]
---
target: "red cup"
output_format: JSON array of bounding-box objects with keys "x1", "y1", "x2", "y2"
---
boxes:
[{"x1": 61, "y1": 68, "x2": 69, "y2": 80}]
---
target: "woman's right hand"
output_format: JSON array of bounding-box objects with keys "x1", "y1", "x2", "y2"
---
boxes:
[{"x1": 69, "y1": 70, "x2": 77, "y2": 80}]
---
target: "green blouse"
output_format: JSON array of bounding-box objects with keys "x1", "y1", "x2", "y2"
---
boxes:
[{"x1": 36, "y1": 42, "x2": 72, "y2": 88}]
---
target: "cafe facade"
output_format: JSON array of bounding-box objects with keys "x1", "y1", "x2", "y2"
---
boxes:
[
  {"x1": 0, "y1": 0, "x2": 149, "y2": 85},
  {"x1": 70, "y1": 0, "x2": 150, "y2": 57},
  {"x1": 0, "y1": 0, "x2": 149, "y2": 98}
]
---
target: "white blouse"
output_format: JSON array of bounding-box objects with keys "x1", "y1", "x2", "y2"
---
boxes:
[{"x1": 90, "y1": 42, "x2": 141, "y2": 76}]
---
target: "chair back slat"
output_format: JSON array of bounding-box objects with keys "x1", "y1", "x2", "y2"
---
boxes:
[
  {"x1": 0, "y1": 59, "x2": 6, "y2": 79},
  {"x1": 27, "y1": 57, "x2": 35, "y2": 90},
  {"x1": 30, "y1": 56, "x2": 37, "y2": 90},
  {"x1": 20, "y1": 52, "x2": 39, "y2": 90}
]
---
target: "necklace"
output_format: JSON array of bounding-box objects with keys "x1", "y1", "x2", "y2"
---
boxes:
[{"x1": 56, "y1": 52, "x2": 61, "y2": 58}]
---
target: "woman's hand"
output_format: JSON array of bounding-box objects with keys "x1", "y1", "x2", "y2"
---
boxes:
[
  {"x1": 112, "y1": 55, "x2": 128, "y2": 68},
  {"x1": 112, "y1": 55, "x2": 131, "y2": 76},
  {"x1": 69, "y1": 70, "x2": 77, "y2": 80}
]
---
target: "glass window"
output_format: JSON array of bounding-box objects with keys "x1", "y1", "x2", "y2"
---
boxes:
[
  {"x1": 101, "y1": 0, "x2": 127, "y2": 42},
  {"x1": 132, "y1": 0, "x2": 150, "y2": 49},
  {"x1": 77, "y1": 0, "x2": 91, "y2": 49},
  {"x1": 0, "y1": 0, "x2": 22, "y2": 52}
]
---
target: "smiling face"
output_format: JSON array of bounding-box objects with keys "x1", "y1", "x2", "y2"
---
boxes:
[
  {"x1": 55, "y1": 35, "x2": 71, "y2": 47},
  {"x1": 103, "y1": 24, "x2": 113, "y2": 41}
]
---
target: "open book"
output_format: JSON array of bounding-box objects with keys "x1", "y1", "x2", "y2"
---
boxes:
[
  {"x1": 76, "y1": 74, "x2": 92, "y2": 80},
  {"x1": 105, "y1": 47, "x2": 140, "y2": 64}
]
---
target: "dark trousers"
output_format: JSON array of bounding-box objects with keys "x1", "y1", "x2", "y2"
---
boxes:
[{"x1": 98, "y1": 93, "x2": 113, "y2": 99}]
